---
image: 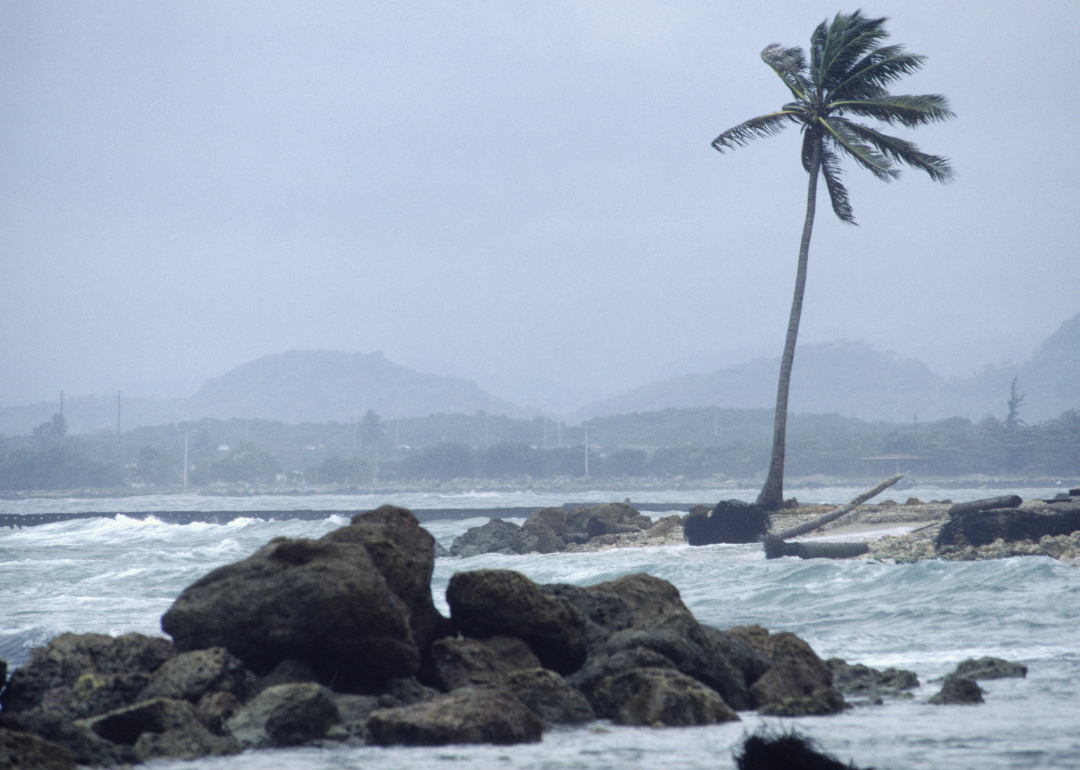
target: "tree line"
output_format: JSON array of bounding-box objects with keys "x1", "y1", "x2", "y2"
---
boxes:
[{"x1": 1, "y1": 406, "x2": 1077, "y2": 491}]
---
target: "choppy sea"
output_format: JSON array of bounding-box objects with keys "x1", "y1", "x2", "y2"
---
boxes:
[{"x1": 2, "y1": 485, "x2": 1079, "y2": 769}]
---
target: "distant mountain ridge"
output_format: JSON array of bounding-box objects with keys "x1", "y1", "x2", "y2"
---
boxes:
[
  {"x1": 0, "y1": 350, "x2": 531, "y2": 436},
  {"x1": 575, "y1": 313, "x2": 1080, "y2": 424}
]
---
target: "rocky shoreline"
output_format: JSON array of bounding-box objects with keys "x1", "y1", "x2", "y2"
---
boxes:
[{"x1": 0, "y1": 504, "x2": 1032, "y2": 767}]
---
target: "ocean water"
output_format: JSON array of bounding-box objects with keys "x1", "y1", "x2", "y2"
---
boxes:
[{"x1": 2, "y1": 488, "x2": 1078, "y2": 769}]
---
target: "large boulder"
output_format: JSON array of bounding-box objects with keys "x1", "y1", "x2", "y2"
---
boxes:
[
  {"x1": 430, "y1": 637, "x2": 539, "y2": 691},
  {"x1": 140, "y1": 647, "x2": 254, "y2": 704},
  {"x1": 936, "y1": 501, "x2": 1080, "y2": 548},
  {"x1": 684, "y1": 500, "x2": 771, "y2": 545},
  {"x1": 0, "y1": 633, "x2": 174, "y2": 720},
  {"x1": 539, "y1": 583, "x2": 636, "y2": 654},
  {"x1": 0, "y1": 728, "x2": 76, "y2": 770},
  {"x1": 502, "y1": 669, "x2": 594, "y2": 725},
  {"x1": 225, "y1": 683, "x2": 340, "y2": 748},
  {"x1": 565, "y1": 503, "x2": 652, "y2": 541},
  {"x1": 161, "y1": 537, "x2": 419, "y2": 692},
  {"x1": 951, "y1": 656, "x2": 1027, "y2": 680},
  {"x1": 446, "y1": 570, "x2": 587, "y2": 675},
  {"x1": 727, "y1": 626, "x2": 841, "y2": 712},
  {"x1": 365, "y1": 686, "x2": 543, "y2": 746},
  {"x1": 584, "y1": 573, "x2": 690, "y2": 627},
  {"x1": 826, "y1": 658, "x2": 919, "y2": 702},
  {"x1": 82, "y1": 697, "x2": 239, "y2": 762},
  {"x1": 929, "y1": 675, "x2": 984, "y2": 704},
  {"x1": 0, "y1": 710, "x2": 137, "y2": 767},
  {"x1": 591, "y1": 668, "x2": 739, "y2": 726},
  {"x1": 320, "y1": 505, "x2": 451, "y2": 660},
  {"x1": 450, "y1": 519, "x2": 523, "y2": 557}
]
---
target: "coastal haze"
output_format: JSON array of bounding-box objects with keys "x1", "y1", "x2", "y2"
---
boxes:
[{"x1": 2, "y1": 2, "x2": 1078, "y2": 421}]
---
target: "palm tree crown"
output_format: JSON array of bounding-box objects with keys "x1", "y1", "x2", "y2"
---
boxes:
[{"x1": 713, "y1": 10, "x2": 954, "y2": 223}]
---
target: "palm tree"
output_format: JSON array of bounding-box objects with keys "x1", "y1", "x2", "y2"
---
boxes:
[{"x1": 712, "y1": 10, "x2": 955, "y2": 510}]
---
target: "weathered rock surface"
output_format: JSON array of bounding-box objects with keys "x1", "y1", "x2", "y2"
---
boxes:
[
  {"x1": 826, "y1": 658, "x2": 919, "y2": 702},
  {"x1": 929, "y1": 675, "x2": 984, "y2": 704},
  {"x1": 0, "y1": 709, "x2": 138, "y2": 766},
  {"x1": 0, "y1": 727, "x2": 77, "y2": 770},
  {"x1": 430, "y1": 637, "x2": 538, "y2": 691},
  {"x1": 757, "y1": 688, "x2": 847, "y2": 716},
  {"x1": 82, "y1": 697, "x2": 239, "y2": 762},
  {"x1": 684, "y1": 499, "x2": 771, "y2": 545},
  {"x1": 141, "y1": 647, "x2": 254, "y2": 704},
  {"x1": 225, "y1": 683, "x2": 339, "y2": 748},
  {"x1": 591, "y1": 668, "x2": 739, "y2": 726},
  {"x1": 936, "y1": 501, "x2": 1080, "y2": 549},
  {"x1": 365, "y1": 686, "x2": 542, "y2": 746},
  {"x1": 0, "y1": 633, "x2": 174, "y2": 720},
  {"x1": 446, "y1": 570, "x2": 587, "y2": 675},
  {"x1": 728, "y1": 626, "x2": 843, "y2": 712},
  {"x1": 502, "y1": 668, "x2": 595, "y2": 725},
  {"x1": 952, "y1": 656, "x2": 1027, "y2": 680},
  {"x1": 161, "y1": 536, "x2": 419, "y2": 691},
  {"x1": 450, "y1": 518, "x2": 523, "y2": 557}
]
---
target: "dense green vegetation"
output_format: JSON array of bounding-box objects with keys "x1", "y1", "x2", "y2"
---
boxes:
[{"x1": 1, "y1": 405, "x2": 1077, "y2": 491}]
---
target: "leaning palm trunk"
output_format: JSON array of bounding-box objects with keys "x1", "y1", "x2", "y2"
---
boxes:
[{"x1": 757, "y1": 141, "x2": 820, "y2": 510}]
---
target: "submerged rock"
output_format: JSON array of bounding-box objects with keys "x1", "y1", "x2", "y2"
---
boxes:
[
  {"x1": 951, "y1": 656, "x2": 1027, "y2": 680},
  {"x1": 929, "y1": 675, "x2": 984, "y2": 704},
  {"x1": 365, "y1": 686, "x2": 542, "y2": 746}
]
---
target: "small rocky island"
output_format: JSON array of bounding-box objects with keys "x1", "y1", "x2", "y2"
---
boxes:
[{"x1": 0, "y1": 504, "x2": 1034, "y2": 766}]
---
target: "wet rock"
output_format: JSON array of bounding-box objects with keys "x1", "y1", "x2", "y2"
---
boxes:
[
  {"x1": 384, "y1": 676, "x2": 439, "y2": 706},
  {"x1": 249, "y1": 658, "x2": 319, "y2": 697},
  {"x1": 449, "y1": 518, "x2": 523, "y2": 557},
  {"x1": 728, "y1": 626, "x2": 840, "y2": 711},
  {"x1": 952, "y1": 656, "x2": 1027, "y2": 680},
  {"x1": 566, "y1": 503, "x2": 652, "y2": 542},
  {"x1": 701, "y1": 626, "x2": 773, "y2": 690},
  {"x1": 567, "y1": 647, "x2": 679, "y2": 700},
  {"x1": 365, "y1": 686, "x2": 542, "y2": 746},
  {"x1": 929, "y1": 675, "x2": 984, "y2": 704},
  {"x1": 0, "y1": 632, "x2": 174, "y2": 720},
  {"x1": 195, "y1": 690, "x2": 242, "y2": 734},
  {"x1": 0, "y1": 727, "x2": 76, "y2": 770},
  {"x1": 585, "y1": 573, "x2": 689, "y2": 626},
  {"x1": 321, "y1": 505, "x2": 452, "y2": 662},
  {"x1": 225, "y1": 682, "x2": 340, "y2": 748},
  {"x1": 519, "y1": 514, "x2": 566, "y2": 554},
  {"x1": 141, "y1": 647, "x2": 254, "y2": 704},
  {"x1": 826, "y1": 658, "x2": 919, "y2": 701},
  {"x1": 161, "y1": 537, "x2": 419, "y2": 692},
  {"x1": 684, "y1": 500, "x2": 770, "y2": 545},
  {"x1": 446, "y1": 570, "x2": 587, "y2": 675},
  {"x1": 430, "y1": 638, "x2": 532, "y2": 691},
  {"x1": 539, "y1": 583, "x2": 635, "y2": 654},
  {"x1": 757, "y1": 688, "x2": 847, "y2": 716},
  {"x1": 82, "y1": 697, "x2": 239, "y2": 762},
  {"x1": 503, "y1": 668, "x2": 595, "y2": 725},
  {"x1": 591, "y1": 668, "x2": 739, "y2": 727},
  {"x1": 936, "y1": 501, "x2": 1080, "y2": 549},
  {"x1": 0, "y1": 709, "x2": 138, "y2": 766}
]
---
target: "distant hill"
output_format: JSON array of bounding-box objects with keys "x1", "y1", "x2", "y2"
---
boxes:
[
  {"x1": 0, "y1": 350, "x2": 531, "y2": 436},
  {"x1": 576, "y1": 313, "x2": 1080, "y2": 424}
]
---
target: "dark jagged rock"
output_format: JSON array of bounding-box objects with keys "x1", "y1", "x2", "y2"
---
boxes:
[
  {"x1": 161, "y1": 537, "x2": 419, "y2": 692},
  {"x1": 0, "y1": 633, "x2": 175, "y2": 720},
  {"x1": 727, "y1": 626, "x2": 842, "y2": 712},
  {"x1": 82, "y1": 697, "x2": 240, "y2": 762},
  {"x1": 0, "y1": 727, "x2": 77, "y2": 770},
  {"x1": 584, "y1": 573, "x2": 689, "y2": 626},
  {"x1": 701, "y1": 626, "x2": 773, "y2": 690},
  {"x1": 430, "y1": 638, "x2": 535, "y2": 691},
  {"x1": 503, "y1": 668, "x2": 595, "y2": 725},
  {"x1": 446, "y1": 570, "x2": 588, "y2": 675},
  {"x1": 567, "y1": 647, "x2": 679, "y2": 699},
  {"x1": 195, "y1": 690, "x2": 242, "y2": 735},
  {"x1": 365, "y1": 686, "x2": 542, "y2": 746},
  {"x1": 140, "y1": 647, "x2": 254, "y2": 704},
  {"x1": 519, "y1": 513, "x2": 566, "y2": 554},
  {"x1": 590, "y1": 668, "x2": 739, "y2": 726},
  {"x1": 929, "y1": 675, "x2": 984, "y2": 704},
  {"x1": 734, "y1": 729, "x2": 869, "y2": 770},
  {"x1": 249, "y1": 659, "x2": 319, "y2": 698},
  {"x1": 566, "y1": 502, "x2": 652, "y2": 542},
  {"x1": 321, "y1": 505, "x2": 452, "y2": 663},
  {"x1": 449, "y1": 518, "x2": 523, "y2": 557},
  {"x1": 757, "y1": 687, "x2": 847, "y2": 716},
  {"x1": 0, "y1": 709, "x2": 138, "y2": 766},
  {"x1": 684, "y1": 499, "x2": 771, "y2": 545},
  {"x1": 225, "y1": 683, "x2": 340, "y2": 748},
  {"x1": 952, "y1": 656, "x2": 1027, "y2": 680},
  {"x1": 936, "y1": 502, "x2": 1080, "y2": 548},
  {"x1": 539, "y1": 583, "x2": 635, "y2": 654},
  {"x1": 826, "y1": 658, "x2": 919, "y2": 702}
]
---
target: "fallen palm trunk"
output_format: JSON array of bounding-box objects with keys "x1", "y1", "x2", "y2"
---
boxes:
[{"x1": 764, "y1": 474, "x2": 903, "y2": 560}]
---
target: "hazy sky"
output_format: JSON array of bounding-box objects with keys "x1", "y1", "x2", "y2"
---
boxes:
[{"x1": 3, "y1": 1, "x2": 1078, "y2": 413}]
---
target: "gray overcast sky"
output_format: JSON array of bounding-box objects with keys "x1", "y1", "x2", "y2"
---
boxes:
[{"x1": 2, "y1": 1, "x2": 1078, "y2": 413}]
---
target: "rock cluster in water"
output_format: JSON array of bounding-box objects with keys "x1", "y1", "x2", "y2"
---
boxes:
[{"x1": 0, "y1": 503, "x2": 1032, "y2": 766}]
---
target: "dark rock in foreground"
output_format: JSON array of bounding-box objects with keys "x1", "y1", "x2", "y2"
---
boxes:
[
  {"x1": 684, "y1": 499, "x2": 771, "y2": 545},
  {"x1": 0, "y1": 727, "x2": 77, "y2": 770},
  {"x1": 929, "y1": 675, "x2": 984, "y2": 704},
  {"x1": 365, "y1": 686, "x2": 542, "y2": 746},
  {"x1": 735, "y1": 729, "x2": 870, "y2": 770}
]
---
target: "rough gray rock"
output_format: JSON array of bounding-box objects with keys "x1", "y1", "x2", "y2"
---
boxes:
[
  {"x1": 161, "y1": 536, "x2": 419, "y2": 692},
  {"x1": 952, "y1": 656, "x2": 1027, "y2": 680},
  {"x1": 566, "y1": 503, "x2": 652, "y2": 542},
  {"x1": 430, "y1": 638, "x2": 520, "y2": 691},
  {"x1": 0, "y1": 709, "x2": 138, "y2": 766},
  {"x1": 591, "y1": 668, "x2": 739, "y2": 726},
  {"x1": 82, "y1": 697, "x2": 239, "y2": 762},
  {"x1": 0, "y1": 632, "x2": 174, "y2": 720},
  {"x1": 450, "y1": 518, "x2": 523, "y2": 557},
  {"x1": 539, "y1": 583, "x2": 635, "y2": 654},
  {"x1": 757, "y1": 688, "x2": 847, "y2": 716},
  {"x1": 826, "y1": 658, "x2": 919, "y2": 702},
  {"x1": 446, "y1": 570, "x2": 588, "y2": 675},
  {"x1": 365, "y1": 686, "x2": 543, "y2": 746},
  {"x1": 225, "y1": 683, "x2": 340, "y2": 748},
  {"x1": 502, "y1": 668, "x2": 595, "y2": 725},
  {"x1": 567, "y1": 647, "x2": 679, "y2": 699},
  {"x1": 0, "y1": 727, "x2": 77, "y2": 770},
  {"x1": 727, "y1": 626, "x2": 842, "y2": 712},
  {"x1": 929, "y1": 675, "x2": 984, "y2": 704},
  {"x1": 141, "y1": 647, "x2": 254, "y2": 704}
]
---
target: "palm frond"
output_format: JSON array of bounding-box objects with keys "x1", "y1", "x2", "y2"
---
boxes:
[
  {"x1": 819, "y1": 144, "x2": 856, "y2": 224},
  {"x1": 831, "y1": 94, "x2": 954, "y2": 127},
  {"x1": 832, "y1": 119, "x2": 954, "y2": 182},
  {"x1": 712, "y1": 111, "x2": 799, "y2": 153},
  {"x1": 812, "y1": 12, "x2": 889, "y2": 93},
  {"x1": 819, "y1": 117, "x2": 900, "y2": 182},
  {"x1": 832, "y1": 45, "x2": 926, "y2": 98},
  {"x1": 760, "y1": 44, "x2": 810, "y2": 100}
]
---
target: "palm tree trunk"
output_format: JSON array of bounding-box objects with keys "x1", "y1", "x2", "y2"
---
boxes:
[{"x1": 757, "y1": 139, "x2": 821, "y2": 510}]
